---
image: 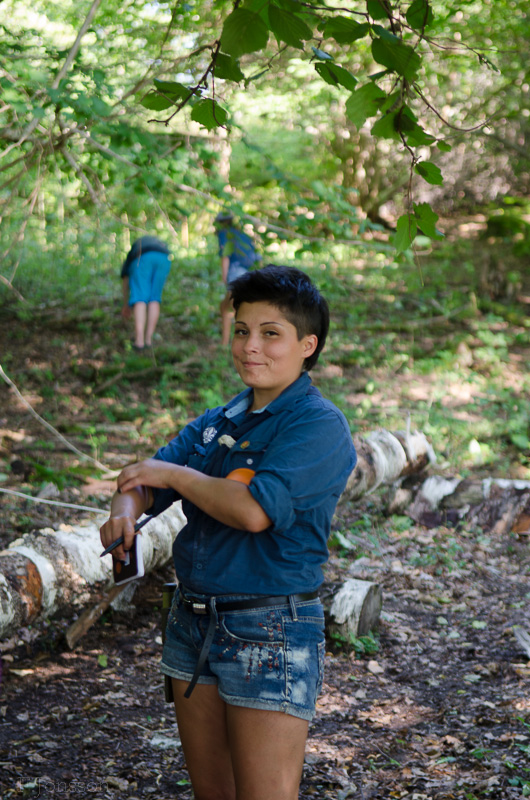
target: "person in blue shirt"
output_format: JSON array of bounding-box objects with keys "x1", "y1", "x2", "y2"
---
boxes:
[
  {"x1": 215, "y1": 210, "x2": 261, "y2": 345},
  {"x1": 100, "y1": 265, "x2": 356, "y2": 800},
  {"x1": 120, "y1": 236, "x2": 171, "y2": 350}
]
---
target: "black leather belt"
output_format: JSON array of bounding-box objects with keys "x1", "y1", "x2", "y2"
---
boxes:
[
  {"x1": 179, "y1": 588, "x2": 320, "y2": 698},
  {"x1": 180, "y1": 589, "x2": 319, "y2": 616}
]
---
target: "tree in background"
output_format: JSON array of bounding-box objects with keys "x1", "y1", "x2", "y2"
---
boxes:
[{"x1": 1, "y1": 0, "x2": 528, "y2": 298}]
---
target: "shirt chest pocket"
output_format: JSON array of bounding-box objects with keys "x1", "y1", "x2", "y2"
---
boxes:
[
  {"x1": 227, "y1": 439, "x2": 268, "y2": 473},
  {"x1": 187, "y1": 443, "x2": 207, "y2": 471}
]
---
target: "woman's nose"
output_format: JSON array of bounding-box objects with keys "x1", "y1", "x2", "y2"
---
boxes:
[{"x1": 243, "y1": 332, "x2": 260, "y2": 352}]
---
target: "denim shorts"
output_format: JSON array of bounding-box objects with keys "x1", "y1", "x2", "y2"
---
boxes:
[{"x1": 161, "y1": 588, "x2": 326, "y2": 721}]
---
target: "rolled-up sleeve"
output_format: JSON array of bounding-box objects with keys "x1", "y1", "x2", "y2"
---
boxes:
[{"x1": 248, "y1": 404, "x2": 356, "y2": 533}]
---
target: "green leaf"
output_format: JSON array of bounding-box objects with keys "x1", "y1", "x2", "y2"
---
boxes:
[
  {"x1": 153, "y1": 80, "x2": 190, "y2": 99},
  {"x1": 372, "y1": 35, "x2": 421, "y2": 80},
  {"x1": 324, "y1": 17, "x2": 370, "y2": 44},
  {"x1": 406, "y1": 0, "x2": 434, "y2": 29},
  {"x1": 394, "y1": 214, "x2": 417, "y2": 253},
  {"x1": 315, "y1": 63, "x2": 358, "y2": 92},
  {"x1": 371, "y1": 111, "x2": 401, "y2": 141},
  {"x1": 191, "y1": 98, "x2": 229, "y2": 130},
  {"x1": 367, "y1": 0, "x2": 390, "y2": 21},
  {"x1": 214, "y1": 53, "x2": 245, "y2": 82},
  {"x1": 311, "y1": 46, "x2": 333, "y2": 61},
  {"x1": 268, "y1": 5, "x2": 312, "y2": 49},
  {"x1": 478, "y1": 52, "x2": 500, "y2": 73},
  {"x1": 220, "y1": 9, "x2": 269, "y2": 58},
  {"x1": 415, "y1": 160, "x2": 444, "y2": 185},
  {"x1": 98, "y1": 654, "x2": 108, "y2": 668},
  {"x1": 437, "y1": 140, "x2": 452, "y2": 152},
  {"x1": 405, "y1": 121, "x2": 436, "y2": 147},
  {"x1": 345, "y1": 82, "x2": 386, "y2": 128},
  {"x1": 140, "y1": 92, "x2": 174, "y2": 111},
  {"x1": 413, "y1": 202, "x2": 444, "y2": 239}
]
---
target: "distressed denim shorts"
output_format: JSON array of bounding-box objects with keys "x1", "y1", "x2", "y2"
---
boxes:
[{"x1": 161, "y1": 588, "x2": 326, "y2": 721}]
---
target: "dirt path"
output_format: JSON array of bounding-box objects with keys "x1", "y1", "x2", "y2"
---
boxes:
[{"x1": 1, "y1": 512, "x2": 529, "y2": 800}]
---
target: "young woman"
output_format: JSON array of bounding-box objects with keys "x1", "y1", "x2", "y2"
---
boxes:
[{"x1": 100, "y1": 265, "x2": 357, "y2": 800}]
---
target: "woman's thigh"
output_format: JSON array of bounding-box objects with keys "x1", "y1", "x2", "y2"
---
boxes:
[
  {"x1": 227, "y1": 704, "x2": 309, "y2": 800},
  {"x1": 172, "y1": 680, "x2": 236, "y2": 800}
]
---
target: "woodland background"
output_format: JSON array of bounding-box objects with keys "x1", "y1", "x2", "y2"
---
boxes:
[{"x1": 0, "y1": 1, "x2": 530, "y2": 798}]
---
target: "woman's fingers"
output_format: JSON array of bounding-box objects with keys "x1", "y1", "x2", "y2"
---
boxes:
[
  {"x1": 100, "y1": 515, "x2": 136, "y2": 561},
  {"x1": 117, "y1": 459, "x2": 173, "y2": 494}
]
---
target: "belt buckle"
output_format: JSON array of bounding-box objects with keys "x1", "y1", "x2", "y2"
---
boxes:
[{"x1": 190, "y1": 601, "x2": 208, "y2": 615}]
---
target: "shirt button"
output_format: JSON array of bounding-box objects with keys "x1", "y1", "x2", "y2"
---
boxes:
[
  {"x1": 246, "y1": 458, "x2": 253, "y2": 465},
  {"x1": 196, "y1": 564, "x2": 203, "y2": 570}
]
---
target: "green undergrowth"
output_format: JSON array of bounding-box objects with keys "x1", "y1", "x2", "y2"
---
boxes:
[{"x1": 2, "y1": 227, "x2": 529, "y2": 489}]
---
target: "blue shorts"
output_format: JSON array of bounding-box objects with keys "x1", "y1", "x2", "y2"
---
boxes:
[
  {"x1": 128, "y1": 251, "x2": 171, "y2": 305},
  {"x1": 161, "y1": 588, "x2": 326, "y2": 721}
]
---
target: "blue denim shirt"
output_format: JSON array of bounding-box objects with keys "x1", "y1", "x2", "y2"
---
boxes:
[{"x1": 148, "y1": 373, "x2": 357, "y2": 595}]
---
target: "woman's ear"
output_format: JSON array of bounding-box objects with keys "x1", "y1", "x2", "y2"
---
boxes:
[{"x1": 303, "y1": 334, "x2": 318, "y2": 358}]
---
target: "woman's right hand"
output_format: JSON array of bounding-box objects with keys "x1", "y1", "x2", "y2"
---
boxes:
[
  {"x1": 100, "y1": 479, "x2": 152, "y2": 561},
  {"x1": 100, "y1": 513, "x2": 137, "y2": 562}
]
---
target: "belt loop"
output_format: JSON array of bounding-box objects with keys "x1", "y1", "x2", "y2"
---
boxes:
[{"x1": 289, "y1": 595, "x2": 298, "y2": 621}]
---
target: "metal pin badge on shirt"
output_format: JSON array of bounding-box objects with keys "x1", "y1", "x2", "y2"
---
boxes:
[
  {"x1": 240, "y1": 441, "x2": 250, "y2": 449},
  {"x1": 203, "y1": 426, "x2": 217, "y2": 444}
]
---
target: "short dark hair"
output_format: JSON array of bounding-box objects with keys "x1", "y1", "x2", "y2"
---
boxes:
[
  {"x1": 215, "y1": 210, "x2": 234, "y2": 224},
  {"x1": 230, "y1": 264, "x2": 329, "y2": 371}
]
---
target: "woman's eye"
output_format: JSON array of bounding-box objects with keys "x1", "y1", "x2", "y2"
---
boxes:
[
  {"x1": 264, "y1": 330, "x2": 279, "y2": 337},
  {"x1": 234, "y1": 328, "x2": 248, "y2": 336}
]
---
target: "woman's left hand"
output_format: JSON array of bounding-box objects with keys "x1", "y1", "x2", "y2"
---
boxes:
[{"x1": 117, "y1": 458, "x2": 178, "y2": 494}]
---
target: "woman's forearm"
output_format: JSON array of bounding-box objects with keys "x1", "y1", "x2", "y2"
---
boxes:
[{"x1": 117, "y1": 459, "x2": 271, "y2": 532}]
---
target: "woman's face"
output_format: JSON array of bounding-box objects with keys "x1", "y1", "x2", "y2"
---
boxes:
[{"x1": 232, "y1": 301, "x2": 317, "y2": 408}]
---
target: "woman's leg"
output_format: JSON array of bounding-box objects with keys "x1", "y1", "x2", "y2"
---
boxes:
[
  {"x1": 133, "y1": 301, "x2": 147, "y2": 348},
  {"x1": 145, "y1": 301, "x2": 160, "y2": 345},
  {"x1": 172, "y1": 679, "x2": 236, "y2": 800},
  {"x1": 226, "y1": 706, "x2": 308, "y2": 800},
  {"x1": 220, "y1": 292, "x2": 234, "y2": 346}
]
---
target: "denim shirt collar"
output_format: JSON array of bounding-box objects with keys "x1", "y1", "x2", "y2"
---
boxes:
[{"x1": 223, "y1": 372, "x2": 312, "y2": 420}]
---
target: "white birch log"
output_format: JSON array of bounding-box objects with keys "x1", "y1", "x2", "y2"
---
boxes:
[
  {"x1": 0, "y1": 427, "x2": 436, "y2": 641},
  {"x1": 342, "y1": 429, "x2": 436, "y2": 503},
  {"x1": 325, "y1": 579, "x2": 383, "y2": 639},
  {"x1": 405, "y1": 475, "x2": 530, "y2": 528},
  {"x1": 0, "y1": 503, "x2": 186, "y2": 640}
]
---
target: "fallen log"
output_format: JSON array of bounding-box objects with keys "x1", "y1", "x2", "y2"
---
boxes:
[
  {"x1": 323, "y1": 578, "x2": 383, "y2": 642},
  {"x1": 399, "y1": 475, "x2": 530, "y2": 534},
  {"x1": 1, "y1": 425, "x2": 434, "y2": 642},
  {"x1": 0, "y1": 504, "x2": 186, "y2": 641},
  {"x1": 342, "y1": 427, "x2": 435, "y2": 502}
]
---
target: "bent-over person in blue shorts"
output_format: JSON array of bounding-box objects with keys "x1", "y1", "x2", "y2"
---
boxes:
[
  {"x1": 120, "y1": 235, "x2": 171, "y2": 350},
  {"x1": 101, "y1": 264, "x2": 357, "y2": 800}
]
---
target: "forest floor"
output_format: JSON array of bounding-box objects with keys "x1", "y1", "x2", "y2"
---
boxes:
[{"x1": 1, "y1": 288, "x2": 530, "y2": 800}]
